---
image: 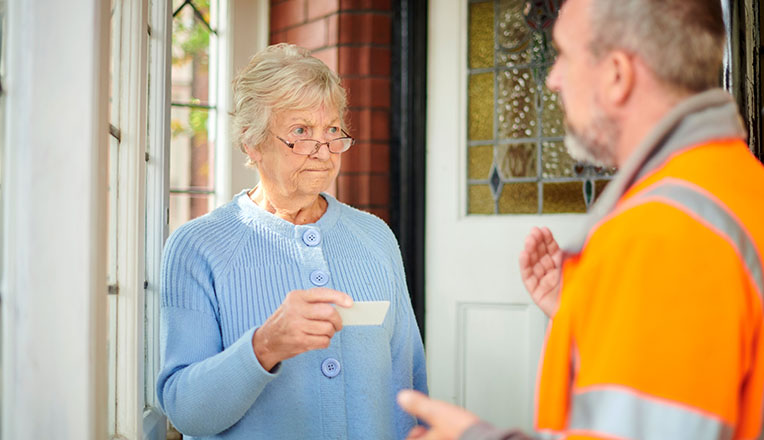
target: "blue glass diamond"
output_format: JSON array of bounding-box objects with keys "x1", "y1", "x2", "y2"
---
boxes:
[{"x1": 489, "y1": 166, "x2": 501, "y2": 197}]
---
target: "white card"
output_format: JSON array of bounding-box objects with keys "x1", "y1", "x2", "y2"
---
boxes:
[{"x1": 336, "y1": 300, "x2": 390, "y2": 326}]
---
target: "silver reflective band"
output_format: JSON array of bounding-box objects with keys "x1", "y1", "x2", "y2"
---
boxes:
[
  {"x1": 637, "y1": 180, "x2": 764, "y2": 297},
  {"x1": 569, "y1": 388, "x2": 734, "y2": 440}
]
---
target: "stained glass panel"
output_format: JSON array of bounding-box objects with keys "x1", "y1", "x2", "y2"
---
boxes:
[
  {"x1": 468, "y1": 72, "x2": 494, "y2": 141},
  {"x1": 542, "y1": 141, "x2": 576, "y2": 178},
  {"x1": 541, "y1": 83, "x2": 564, "y2": 137},
  {"x1": 469, "y1": 145, "x2": 494, "y2": 179},
  {"x1": 469, "y1": 185, "x2": 495, "y2": 214},
  {"x1": 542, "y1": 182, "x2": 587, "y2": 213},
  {"x1": 497, "y1": 68, "x2": 537, "y2": 139},
  {"x1": 469, "y1": 1, "x2": 494, "y2": 69},
  {"x1": 497, "y1": 143, "x2": 536, "y2": 178},
  {"x1": 467, "y1": 0, "x2": 615, "y2": 215},
  {"x1": 498, "y1": 183, "x2": 537, "y2": 214},
  {"x1": 595, "y1": 179, "x2": 611, "y2": 202}
]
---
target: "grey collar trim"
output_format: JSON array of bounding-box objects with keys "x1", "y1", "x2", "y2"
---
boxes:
[{"x1": 565, "y1": 88, "x2": 746, "y2": 254}]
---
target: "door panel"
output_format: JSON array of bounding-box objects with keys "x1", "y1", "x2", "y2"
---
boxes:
[{"x1": 425, "y1": 0, "x2": 584, "y2": 430}]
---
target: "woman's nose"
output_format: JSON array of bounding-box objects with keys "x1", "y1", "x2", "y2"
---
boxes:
[{"x1": 309, "y1": 142, "x2": 332, "y2": 160}]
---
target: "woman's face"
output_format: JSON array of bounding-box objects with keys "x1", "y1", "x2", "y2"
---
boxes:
[{"x1": 247, "y1": 105, "x2": 343, "y2": 200}]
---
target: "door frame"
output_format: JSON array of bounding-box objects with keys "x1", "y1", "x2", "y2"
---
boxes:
[{"x1": 391, "y1": 0, "x2": 429, "y2": 336}]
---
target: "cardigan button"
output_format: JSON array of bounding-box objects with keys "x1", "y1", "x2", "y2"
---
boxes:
[
  {"x1": 310, "y1": 270, "x2": 329, "y2": 286},
  {"x1": 321, "y1": 358, "x2": 341, "y2": 378},
  {"x1": 302, "y1": 228, "x2": 321, "y2": 246}
]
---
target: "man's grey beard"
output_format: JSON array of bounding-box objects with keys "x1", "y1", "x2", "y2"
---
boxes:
[{"x1": 563, "y1": 105, "x2": 620, "y2": 168}]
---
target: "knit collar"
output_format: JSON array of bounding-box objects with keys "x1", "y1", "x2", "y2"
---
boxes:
[
  {"x1": 565, "y1": 88, "x2": 746, "y2": 254},
  {"x1": 234, "y1": 189, "x2": 341, "y2": 238}
]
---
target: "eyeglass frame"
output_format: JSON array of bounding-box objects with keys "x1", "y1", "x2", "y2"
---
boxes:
[{"x1": 274, "y1": 128, "x2": 355, "y2": 155}]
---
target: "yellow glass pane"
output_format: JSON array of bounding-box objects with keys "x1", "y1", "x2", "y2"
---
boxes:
[
  {"x1": 542, "y1": 182, "x2": 587, "y2": 213},
  {"x1": 469, "y1": 1, "x2": 494, "y2": 69},
  {"x1": 469, "y1": 145, "x2": 494, "y2": 179},
  {"x1": 594, "y1": 179, "x2": 611, "y2": 203},
  {"x1": 469, "y1": 73, "x2": 494, "y2": 141},
  {"x1": 469, "y1": 185, "x2": 494, "y2": 214},
  {"x1": 498, "y1": 182, "x2": 537, "y2": 214},
  {"x1": 497, "y1": 143, "x2": 536, "y2": 178}
]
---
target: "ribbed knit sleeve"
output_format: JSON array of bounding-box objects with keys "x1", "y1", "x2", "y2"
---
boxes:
[
  {"x1": 156, "y1": 216, "x2": 280, "y2": 436},
  {"x1": 384, "y1": 223, "x2": 429, "y2": 438}
]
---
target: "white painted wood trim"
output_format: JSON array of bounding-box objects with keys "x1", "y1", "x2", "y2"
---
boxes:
[
  {"x1": 114, "y1": 0, "x2": 149, "y2": 438},
  {"x1": 2, "y1": 0, "x2": 110, "y2": 438},
  {"x1": 144, "y1": 0, "x2": 171, "y2": 426},
  {"x1": 223, "y1": 0, "x2": 269, "y2": 199},
  {"x1": 214, "y1": 0, "x2": 233, "y2": 204}
]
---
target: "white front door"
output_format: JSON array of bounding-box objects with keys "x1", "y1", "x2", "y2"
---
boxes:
[{"x1": 425, "y1": 0, "x2": 604, "y2": 431}]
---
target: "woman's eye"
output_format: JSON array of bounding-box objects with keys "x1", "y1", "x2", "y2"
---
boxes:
[
  {"x1": 328, "y1": 126, "x2": 339, "y2": 135},
  {"x1": 292, "y1": 127, "x2": 307, "y2": 136}
]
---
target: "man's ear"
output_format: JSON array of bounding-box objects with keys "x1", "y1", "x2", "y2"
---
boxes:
[{"x1": 603, "y1": 50, "x2": 634, "y2": 106}]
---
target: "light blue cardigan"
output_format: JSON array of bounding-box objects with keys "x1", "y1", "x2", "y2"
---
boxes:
[{"x1": 157, "y1": 191, "x2": 428, "y2": 439}]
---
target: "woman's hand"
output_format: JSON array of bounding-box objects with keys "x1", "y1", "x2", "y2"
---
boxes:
[
  {"x1": 252, "y1": 288, "x2": 353, "y2": 371},
  {"x1": 518, "y1": 226, "x2": 562, "y2": 318}
]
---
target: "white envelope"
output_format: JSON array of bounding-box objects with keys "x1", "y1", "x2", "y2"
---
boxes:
[{"x1": 335, "y1": 300, "x2": 389, "y2": 326}]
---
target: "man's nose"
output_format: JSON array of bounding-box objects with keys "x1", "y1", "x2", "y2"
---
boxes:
[{"x1": 546, "y1": 61, "x2": 561, "y2": 92}]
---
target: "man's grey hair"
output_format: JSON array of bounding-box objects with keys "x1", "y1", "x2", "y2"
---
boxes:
[{"x1": 588, "y1": 0, "x2": 726, "y2": 93}]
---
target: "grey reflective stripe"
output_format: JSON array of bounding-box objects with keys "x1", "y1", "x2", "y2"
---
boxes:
[
  {"x1": 569, "y1": 389, "x2": 734, "y2": 440},
  {"x1": 637, "y1": 181, "x2": 764, "y2": 297}
]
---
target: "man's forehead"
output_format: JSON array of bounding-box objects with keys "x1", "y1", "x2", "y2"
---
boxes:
[{"x1": 552, "y1": 0, "x2": 588, "y2": 44}]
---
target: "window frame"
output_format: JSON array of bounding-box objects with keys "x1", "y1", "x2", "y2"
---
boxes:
[{"x1": 143, "y1": 0, "x2": 173, "y2": 438}]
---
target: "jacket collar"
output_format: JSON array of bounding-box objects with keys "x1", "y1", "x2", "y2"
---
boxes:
[{"x1": 565, "y1": 88, "x2": 747, "y2": 254}]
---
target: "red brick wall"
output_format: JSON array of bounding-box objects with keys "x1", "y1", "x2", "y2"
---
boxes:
[{"x1": 270, "y1": 0, "x2": 393, "y2": 223}]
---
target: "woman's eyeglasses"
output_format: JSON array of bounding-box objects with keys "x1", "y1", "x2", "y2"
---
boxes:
[{"x1": 274, "y1": 129, "x2": 355, "y2": 155}]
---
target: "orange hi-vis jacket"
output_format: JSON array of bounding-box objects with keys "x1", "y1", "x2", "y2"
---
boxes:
[{"x1": 535, "y1": 90, "x2": 764, "y2": 440}]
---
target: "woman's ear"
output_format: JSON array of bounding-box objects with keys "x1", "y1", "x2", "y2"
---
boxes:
[{"x1": 245, "y1": 144, "x2": 262, "y2": 165}]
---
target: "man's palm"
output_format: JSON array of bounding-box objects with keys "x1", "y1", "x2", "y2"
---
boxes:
[{"x1": 518, "y1": 227, "x2": 562, "y2": 317}]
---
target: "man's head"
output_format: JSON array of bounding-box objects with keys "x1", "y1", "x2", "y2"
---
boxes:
[{"x1": 547, "y1": 0, "x2": 726, "y2": 167}]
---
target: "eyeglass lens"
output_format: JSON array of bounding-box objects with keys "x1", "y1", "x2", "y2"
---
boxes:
[{"x1": 292, "y1": 138, "x2": 353, "y2": 155}]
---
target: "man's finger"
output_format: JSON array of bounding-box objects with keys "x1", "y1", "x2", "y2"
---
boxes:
[
  {"x1": 397, "y1": 390, "x2": 440, "y2": 423},
  {"x1": 406, "y1": 425, "x2": 428, "y2": 439}
]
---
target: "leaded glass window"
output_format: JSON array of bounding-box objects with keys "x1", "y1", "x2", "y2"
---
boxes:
[
  {"x1": 170, "y1": 0, "x2": 219, "y2": 232},
  {"x1": 467, "y1": 0, "x2": 614, "y2": 215}
]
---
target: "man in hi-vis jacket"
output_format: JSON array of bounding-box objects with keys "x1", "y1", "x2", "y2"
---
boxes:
[{"x1": 398, "y1": 0, "x2": 764, "y2": 439}]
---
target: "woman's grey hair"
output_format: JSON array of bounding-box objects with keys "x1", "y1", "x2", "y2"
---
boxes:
[
  {"x1": 231, "y1": 43, "x2": 348, "y2": 164},
  {"x1": 587, "y1": 0, "x2": 725, "y2": 94}
]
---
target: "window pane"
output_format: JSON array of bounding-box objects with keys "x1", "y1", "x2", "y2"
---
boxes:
[
  {"x1": 498, "y1": 182, "x2": 537, "y2": 214},
  {"x1": 171, "y1": 0, "x2": 212, "y2": 105},
  {"x1": 468, "y1": 72, "x2": 494, "y2": 141},
  {"x1": 169, "y1": 192, "x2": 214, "y2": 233},
  {"x1": 171, "y1": 0, "x2": 217, "y2": 232},
  {"x1": 469, "y1": 145, "x2": 494, "y2": 180},
  {"x1": 110, "y1": 0, "x2": 121, "y2": 127},
  {"x1": 170, "y1": 106, "x2": 215, "y2": 190},
  {"x1": 106, "y1": 1, "x2": 119, "y2": 436},
  {"x1": 469, "y1": 1, "x2": 494, "y2": 69},
  {"x1": 467, "y1": 0, "x2": 614, "y2": 214}
]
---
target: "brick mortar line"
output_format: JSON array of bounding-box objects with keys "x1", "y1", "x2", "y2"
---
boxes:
[
  {"x1": 338, "y1": 74, "x2": 393, "y2": 80},
  {"x1": 270, "y1": 11, "x2": 392, "y2": 33},
  {"x1": 347, "y1": 106, "x2": 393, "y2": 111},
  {"x1": 338, "y1": 172, "x2": 390, "y2": 176}
]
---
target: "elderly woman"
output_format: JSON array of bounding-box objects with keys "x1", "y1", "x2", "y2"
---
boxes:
[{"x1": 156, "y1": 43, "x2": 427, "y2": 439}]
